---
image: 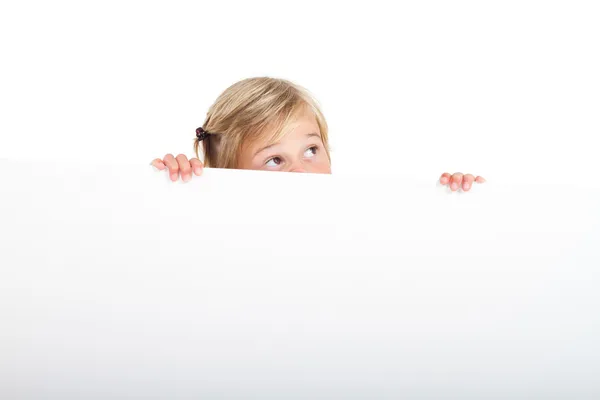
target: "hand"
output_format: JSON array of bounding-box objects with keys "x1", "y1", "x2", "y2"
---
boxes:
[
  {"x1": 439, "y1": 172, "x2": 485, "y2": 192},
  {"x1": 151, "y1": 154, "x2": 204, "y2": 182}
]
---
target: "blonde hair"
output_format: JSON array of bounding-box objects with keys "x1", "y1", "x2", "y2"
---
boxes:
[{"x1": 193, "y1": 77, "x2": 330, "y2": 168}]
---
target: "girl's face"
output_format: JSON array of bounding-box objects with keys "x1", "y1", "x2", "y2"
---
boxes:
[{"x1": 238, "y1": 111, "x2": 332, "y2": 174}]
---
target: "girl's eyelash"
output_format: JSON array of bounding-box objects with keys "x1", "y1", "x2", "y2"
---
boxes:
[
  {"x1": 265, "y1": 156, "x2": 282, "y2": 165},
  {"x1": 265, "y1": 146, "x2": 318, "y2": 165}
]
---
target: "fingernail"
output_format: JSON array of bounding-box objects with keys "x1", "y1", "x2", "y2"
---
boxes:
[
  {"x1": 183, "y1": 175, "x2": 191, "y2": 182},
  {"x1": 464, "y1": 182, "x2": 471, "y2": 190},
  {"x1": 451, "y1": 182, "x2": 458, "y2": 190},
  {"x1": 194, "y1": 167, "x2": 202, "y2": 175}
]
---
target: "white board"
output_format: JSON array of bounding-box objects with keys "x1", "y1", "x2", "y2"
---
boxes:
[{"x1": 1, "y1": 159, "x2": 599, "y2": 399}]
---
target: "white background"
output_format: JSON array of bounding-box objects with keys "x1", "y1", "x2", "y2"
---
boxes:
[
  {"x1": 1, "y1": 0, "x2": 599, "y2": 184},
  {"x1": 2, "y1": 3, "x2": 600, "y2": 397}
]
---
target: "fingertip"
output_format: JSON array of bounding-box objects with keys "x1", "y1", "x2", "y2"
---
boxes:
[
  {"x1": 163, "y1": 154, "x2": 175, "y2": 166},
  {"x1": 176, "y1": 154, "x2": 189, "y2": 166},
  {"x1": 151, "y1": 159, "x2": 165, "y2": 170},
  {"x1": 190, "y1": 158, "x2": 204, "y2": 176}
]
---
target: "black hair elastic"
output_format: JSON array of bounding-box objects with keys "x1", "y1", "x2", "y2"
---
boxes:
[{"x1": 196, "y1": 127, "x2": 209, "y2": 141}]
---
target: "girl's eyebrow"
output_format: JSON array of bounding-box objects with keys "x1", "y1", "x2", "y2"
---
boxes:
[{"x1": 254, "y1": 132, "x2": 321, "y2": 156}]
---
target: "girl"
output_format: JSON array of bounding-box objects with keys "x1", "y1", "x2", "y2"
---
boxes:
[{"x1": 151, "y1": 77, "x2": 484, "y2": 191}]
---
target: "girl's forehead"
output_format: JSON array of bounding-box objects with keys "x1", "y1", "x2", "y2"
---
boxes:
[
  {"x1": 285, "y1": 113, "x2": 321, "y2": 137},
  {"x1": 261, "y1": 113, "x2": 320, "y2": 144},
  {"x1": 242, "y1": 115, "x2": 321, "y2": 158}
]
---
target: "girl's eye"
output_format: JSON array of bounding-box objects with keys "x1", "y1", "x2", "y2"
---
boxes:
[
  {"x1": 304, "y1": 146, "x2": 318, "y2": 158},
  {"x1": 265, "y1": 157, "x2": 283, "y2": 167}
]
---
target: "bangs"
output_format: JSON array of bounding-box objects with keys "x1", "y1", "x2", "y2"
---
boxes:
[{"x1": 255, "y1": 100, "x2": 314, "y2": 149}]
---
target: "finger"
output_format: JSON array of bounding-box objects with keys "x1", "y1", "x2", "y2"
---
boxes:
[
  {"x1": 450, "y1": 172, "x2": 463, "y2": 191},
  {"x1": 190, "y1": 158, "x2": 204, "y2": 176},
  {"x1": 176, "y1": 154, "x2": 192, "y2": 182},
  {"x1": 162, "y1": 154, "x2": 179, "y2": 181},
  {"x1": 475, "y1": 176, "x2": 486, "y2": 183},
  {"x1": 151, "y1": 158, "x2": 165, "y2": 170},
  {"x1": 462, "y1": 174, "x2": 475, "y2": 191},
  {"x1": 439, "y1": 172, "x2": 451, "y2": 185}
]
